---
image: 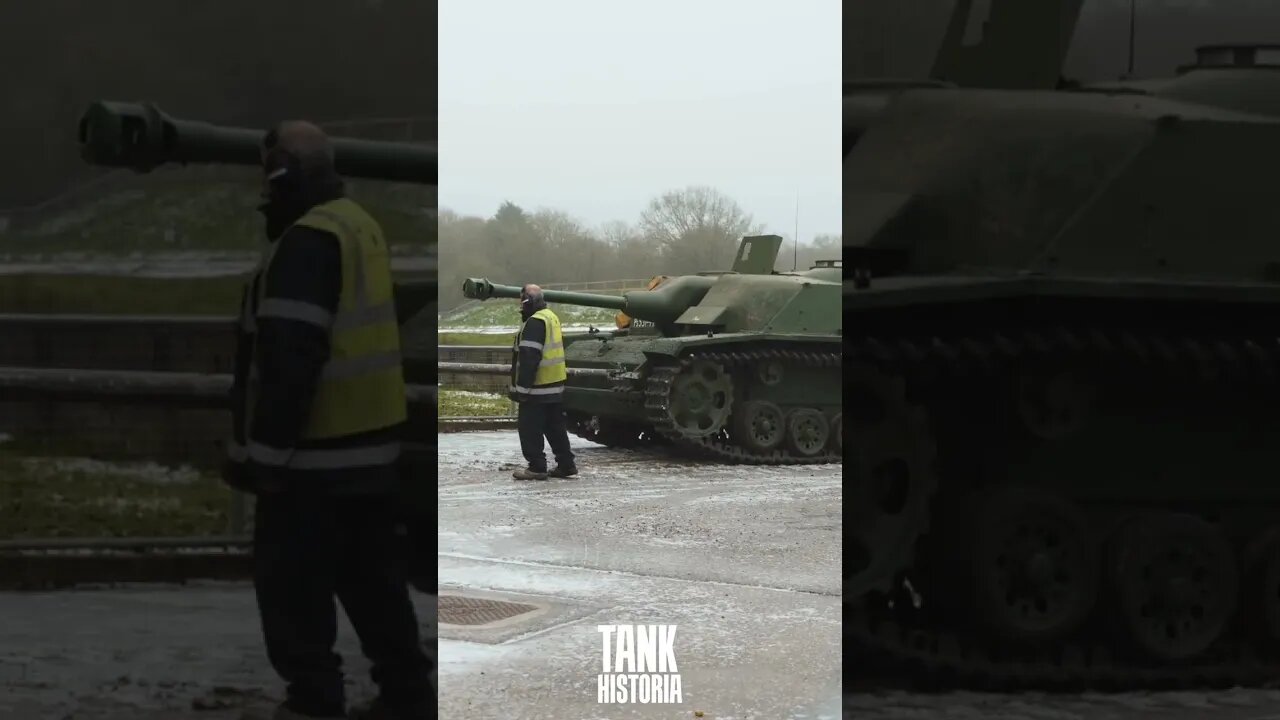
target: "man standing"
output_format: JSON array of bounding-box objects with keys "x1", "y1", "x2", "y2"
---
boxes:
[
  {"x1": 510, "y1": 284, "x2": 578, "y2": 480},
  {"x1": 224, "y1": 121, "x2": 433, "y2": 720}
]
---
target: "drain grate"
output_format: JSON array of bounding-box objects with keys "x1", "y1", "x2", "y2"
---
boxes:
[{"x1": 439, "y1": 595, "x2": 539, "y2": 626}]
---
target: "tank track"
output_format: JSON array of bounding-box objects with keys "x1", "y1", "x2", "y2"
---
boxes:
[
  {"x1": 847, "y1": 324, "x2": 1280, "y2": 690},
  {"x1": 566, "y1": 415, "x2": 659, "y2": 448},
  {"x1": 644, "y1": 346, "x2": 842, "y2": 465}
]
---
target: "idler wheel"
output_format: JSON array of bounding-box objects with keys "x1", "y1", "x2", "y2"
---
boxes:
[
  {"x1": 734, "y1": 400, "x2": 785, "y2": 452},
  {"x1": 1110, "y1": 513, "x2": 1238, "y2": 663},
  {"x1": 966, "y1": 488, "x2": 1099, "y2": 644}
]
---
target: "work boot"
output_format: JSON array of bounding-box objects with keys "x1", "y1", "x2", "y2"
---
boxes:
[
  {"x1": 240, "y1": 702, "x2": 346, "y2": 720},
  {"x1": 349, "y1": 697, "x2": 435, "y2": 720},
  {"x1": 512, "y1": 467, "x2": 548, "y2": 480},
  {"x1": 547, "y1": 465, "x2": 578, "y2": 478}
]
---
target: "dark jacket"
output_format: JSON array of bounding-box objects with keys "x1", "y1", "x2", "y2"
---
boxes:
[{"x1": 228, "y1": 188, "x2": 403, "y2": 495}]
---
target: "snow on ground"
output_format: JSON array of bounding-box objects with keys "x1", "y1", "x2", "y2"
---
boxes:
[
  {"x1": 0, "y1": 254, "x2": 431, "y2": 278},
  {"x1": 7, "y1": 434, "x2": 1280, "y2": 718},
  {"x1": 440, "y1": 324, "x2": 598, "y2": 335},
  {"x1": 17, "y1": 457, "x2": 205, "y2": 486},
  {"x1": 440, "y1": 389, "x2": 505, "y2": 400},
  {"x1": 437, "y1": 430, "x2": 842, "y2": 719}
]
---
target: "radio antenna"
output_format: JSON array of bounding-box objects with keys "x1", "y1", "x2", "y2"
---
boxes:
[{"x1": 793, "y1": 193, "x2": 800, "y2": 271}]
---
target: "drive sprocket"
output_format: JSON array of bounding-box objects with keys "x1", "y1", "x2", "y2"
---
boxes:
[
  {"x1": 846, "y1": 362, "x2": 938, "y2": 598},
  {"x1": 643, "y1": 345, "x2": 842, "y2": 465}
]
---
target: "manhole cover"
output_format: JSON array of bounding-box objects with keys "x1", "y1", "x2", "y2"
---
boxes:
[{"x1": 439, "y1": 595, "x2": 539, "y2": 626}]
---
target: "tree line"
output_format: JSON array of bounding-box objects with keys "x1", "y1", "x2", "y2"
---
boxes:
[{"x1": 438, "y1": 186, "x2": 840, "y2": 310}]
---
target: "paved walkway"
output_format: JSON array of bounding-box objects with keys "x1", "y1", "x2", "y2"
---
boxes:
[{"x1": 0, "y1": 583, "x2": 437, "y2": 719}]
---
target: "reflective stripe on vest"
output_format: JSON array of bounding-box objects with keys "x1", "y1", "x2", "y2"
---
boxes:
[
  {"x1": 255, "y1": 296, "x2": 399, "y2": 332},
  {"x1": 511, "y1": 308, "x2": 567, "y2": 397},
  {"x1": 234, "y1": 198, "x2": 406, "y2": 469}
]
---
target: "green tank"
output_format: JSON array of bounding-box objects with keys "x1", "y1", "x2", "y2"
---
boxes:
[
  {"x1": 77, "y1": 101, "x2": 436, "y2": 589},
  {"x1": 847, "y1": 0, "x2": 1280, "y2": 690},
  {"x1": 462, "y1": 234, "x2": 842, "y2": 465}
]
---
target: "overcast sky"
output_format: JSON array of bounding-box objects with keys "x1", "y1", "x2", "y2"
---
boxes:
[{"x1": 438, "y1": 0, "x2": 841, "y2": 245}]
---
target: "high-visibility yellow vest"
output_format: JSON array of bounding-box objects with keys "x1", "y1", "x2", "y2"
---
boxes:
[
  {"x1": 511, "y1": 307, "x2": 567, "y2": 397},
  {"x1": 232, "y1": 197, "x2": 406, "y2": 470}
]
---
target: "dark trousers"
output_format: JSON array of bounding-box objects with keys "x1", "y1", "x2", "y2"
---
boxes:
[
  {"x1": 253, "y1": 490, "x2": 433, "y2": 717},
  {"x1": 517, "y1": 401, "x2": 575, "y2": 472}
]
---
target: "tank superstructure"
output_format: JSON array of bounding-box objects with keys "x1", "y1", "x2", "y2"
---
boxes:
[
  {"x1": 845, "y1": 0, "x2": 1280, "y2": 691},
  {"x1": 463, "y1": 235, "x2": 842, "y2": 464}
]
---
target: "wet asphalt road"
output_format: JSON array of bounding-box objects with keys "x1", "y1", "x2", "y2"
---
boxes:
[
  {"x1": 10, "y1": 430, "x2": 1280, "y2": 718},
  {"x1": 437, "y1": 430, "x2": 842, "y2": 719},
  {"x1": 0, "y1": 583, "x2": 437, "y2": 719},
  {"x1": 845, "y1": 688, "x2": 1280, "y2": 719}
]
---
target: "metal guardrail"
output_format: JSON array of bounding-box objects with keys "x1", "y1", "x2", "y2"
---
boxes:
[
  {"x1": 0, "y1": 366, "x2": 437, "y2": 406},
  {"x1": 0, "y1": 535, "x2": 255, "y2": 590},
  {"x1": 438, "y1": 344, "x2": 513, "y2": 406},
  {"x1": 0, "y1": 308, "x2": 449, "y2": 575},
  {"x1": 438, "y1": 345, "x2": 509, "y2": 358},
  {"x1": 0, "y1": 536, "x2": 250, "y2": 552},
  {"x1": 0, "y1": 362, "x2": 509, "y2": 430},
  {"x1": 436, "y1": 346, "x2": 624, "y2": 428},
  {"x1": 0, "y1": 367, "x2": 438, "y2": 539},
  {"x1": 439, "y1": 415, "x2": 519, "y2": 432},
  {"x1": 0, "y1": 550, "x2": 254, "y2": 590},
  {"x1": 439, "y1": 361, "x2": 611, "y2": 377}
]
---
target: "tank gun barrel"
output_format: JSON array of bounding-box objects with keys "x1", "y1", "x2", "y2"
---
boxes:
[
  {"x1": 462, "y1": 278, "x2": 627, "y2": 311},
  {"x1": 79, "y1": 101, "x2": 436, "y2": 184},
  {"x1": 463, "y1": 275, "x2": 716, "y2": 325}
]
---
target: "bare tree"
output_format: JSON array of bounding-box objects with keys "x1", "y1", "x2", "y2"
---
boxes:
[
  {"x1": 782, "y1": 233, "x2": 842, "y2": 273},
  {"x1": 638, "y1": 186, "x2": 761, "y2": 271},
  {"x1": 597, "y1": 220, "x2": 662, "y2": 280},
  {"x1": 811, "y1": 233, "x2": 842, "y2": 252},
  {"x1": 438, "y1": 188, "x2": 787, "y2": 310},
  {"x1": 529, "y1": 209, "x2": 588, "y2": 251},
  {"x1": 529, "y1": 209, "x2": 599, "y2": 282},
  {"x1": 599, "y1": 220, "x2": 637, "y2": 247}
]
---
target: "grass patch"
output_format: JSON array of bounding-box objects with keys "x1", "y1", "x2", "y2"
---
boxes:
[
  {"x1": 0, "y1": 271, "x2": 433, "y2": 316},
  {"x1": 438, "y1": 389, "x2": 512, "y2": 417},
  {"x1": 440, "y1": 301, "x2": 617, "y2": 329},
  {"x1": 438, "y1": 332, "x2": 514, "y2": 346},
  {"x1": 0, "y1": 449, "x2": 232, "y2": 539},
  {"x1": 1, "y1": 174, "x2": 434, "y2": 255}
]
